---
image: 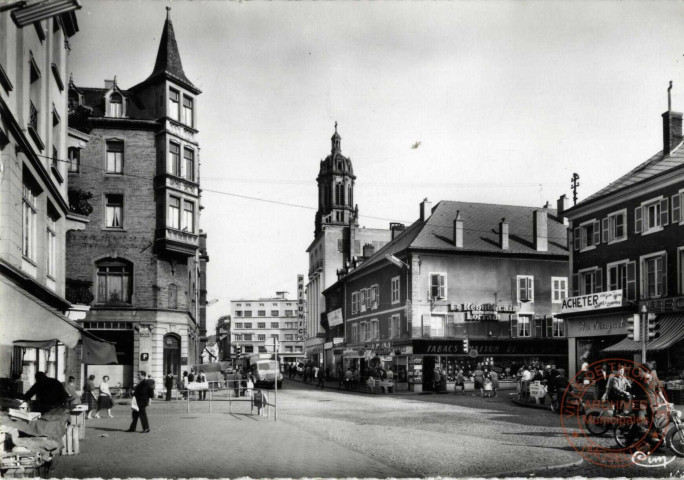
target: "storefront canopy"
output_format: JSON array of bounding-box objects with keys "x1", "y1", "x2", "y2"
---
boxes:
[
  {"x1": 82, "y1": 335, "x2": 118, "y2": 365},
  {"x1": 602, "y1": 314, "x2": 684, "y2": 353}
]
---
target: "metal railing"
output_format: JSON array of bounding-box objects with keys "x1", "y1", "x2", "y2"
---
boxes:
[{"x1": 177, "y1": 381, "x2": 277, "y2": 419}]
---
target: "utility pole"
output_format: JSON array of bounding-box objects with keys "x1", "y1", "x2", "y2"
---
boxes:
[
  {"x1": 640, "y1": 304, "x2": 647, "y2": 365},
  {"x1": 571, "y1": 173, "x2": 580, "y2": 206}
]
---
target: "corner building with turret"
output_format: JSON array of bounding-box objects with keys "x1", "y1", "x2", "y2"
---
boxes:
[
  {"x1": 65, "y1": 9, "x2": 208, "y2": 389},
  {"x1": 305, "y1": 125, "x2": 391, "y2": 367}
]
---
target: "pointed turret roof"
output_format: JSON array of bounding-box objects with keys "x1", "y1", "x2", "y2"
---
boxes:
[{"x1": 137, "y1": 7, "x2": 201, "y2": 94}]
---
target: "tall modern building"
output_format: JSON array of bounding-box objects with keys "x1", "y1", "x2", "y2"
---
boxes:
[
  {"x1": 231, "y1": 292, "x2": 305, "y2": 365},
  {"x1": 305, "y1": 125, "x2": 391, "y2": 365},
  {"x1": 0, "y1": 2, "x2": 87, "y2": 392},
  {"x1": 65, "y1": 8, "x2": 207, "y2": 388}
]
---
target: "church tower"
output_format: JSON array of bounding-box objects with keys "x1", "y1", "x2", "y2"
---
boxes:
[{"x1": 315, "y1": 123, "x2": 358, "y2": 236}]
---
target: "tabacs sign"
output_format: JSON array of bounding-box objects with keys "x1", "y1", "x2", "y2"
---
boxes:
[{"x1": 561, "y1": 290, "x2": 623, "y2": 313}]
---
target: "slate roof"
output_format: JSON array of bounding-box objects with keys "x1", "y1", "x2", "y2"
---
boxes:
[
  {"x1": 77, "y1": 87, "x2": 151, "y2": 119},
  {"x1": 347, "y1": 200, "x2": 568, "y2": 278},
  {"x1": 136, "y1": 10, "x2": 200, "y2": 94},
  {"x1": 577, "y1": 140, "x2": 684, "y2": 207}
]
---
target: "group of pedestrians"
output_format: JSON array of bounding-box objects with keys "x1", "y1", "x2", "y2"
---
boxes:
[
  {"x1": 177, "y1": 369, "x2": 209, "y2": 400},
  {"x1": 83, "y1": 374, "x2": 115, "y2": 419},
  {"x1": 225, "y1": 368, "x2": 256, "y2": 398}
]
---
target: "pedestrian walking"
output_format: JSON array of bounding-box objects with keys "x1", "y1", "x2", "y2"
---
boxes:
[
  {"x1": 181, "y1": 371, "x2": 189, "y2": 399},
  {"x1": 253, "y1": 389, "x2": 265, "y2": 416},
  {"x1": 490, "y1": 370, "x2": 499, "y2": 397},
  {"x1": 433, "y1": 367, "x2": 441, "y2": 392},
  {"x1": 316, "y1": 366, "x2": 325, "y2": 389},
  {"x1": 345, "y1": 367, "x2": 353, "y2": 391},
  {"x1": 233, "y1": 370, "x2": 243, "y2": 397},
  {"x1": 126, "y1": 371, "x2": 155, "y2": 433},
  {"x1": 304, "y1": 365, "x2": 311, "y2": 383},
  {"x1": 83, "y1": 374, "x2": 98, "y2": 419},
  {"x1": 95, "y1": 375, "x2": 114, "y2": 418},
  {"x1": 245, "y1": 374, "x2": 254, "y2": 399},
  {"x1": 473, "y1": 364, "x2": 485, "y2": 397},
  {"x1": 197, "y1": 370, "x2": 207, "y2": 400},
  {"x1": 455, "y1": 370, "x2": 465, "y2": 395},
  {"x1": 165, "y1": 371, "x2": 174, "y2": 401}
]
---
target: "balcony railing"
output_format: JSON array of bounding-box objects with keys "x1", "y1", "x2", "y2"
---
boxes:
[{"x1": 156, "y1": 227, "x2": 199, "y2": 257}]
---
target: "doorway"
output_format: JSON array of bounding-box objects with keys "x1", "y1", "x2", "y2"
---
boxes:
[
  {"x1": 163, "y1": 334, "x2": 181, "y2": 376},
  {"x1": 422, "y1": 356, "x2": 437, "y2": 391}
]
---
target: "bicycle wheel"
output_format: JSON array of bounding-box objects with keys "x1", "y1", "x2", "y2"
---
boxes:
[
  {"x1": 666, "y1": 426, "x2": 684, "y2": 457},
  {"x1": 584, "y1": 411, "x2": 610, "y2": 436}
]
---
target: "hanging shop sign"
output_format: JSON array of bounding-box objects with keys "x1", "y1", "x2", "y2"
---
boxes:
[
  {"x1": 561, "y1": 290, "x2": 623, "y2": 313},
  {"x1": 449, "y1": 303, "x2": 518, "y2": 320},
  {"x1": 324, "y1": 342, "x2": 333, "y2": 350},
  {"x1": 367, "y1": 342, "x2": 393, "y2": 356},
  {"x1": 327, "y1": 308, "x2": 343, "y2": 328},
  {"x1": 529, "y1": 382, "x2": 546, "y2": 399},
  {"x1": 333, "y1": 337, "x2": 345, "y2": 345}
]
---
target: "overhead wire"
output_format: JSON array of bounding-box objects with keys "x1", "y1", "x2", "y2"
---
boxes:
[{"x1": 40, "y1": 151, "x2": 570, "y2": 241}]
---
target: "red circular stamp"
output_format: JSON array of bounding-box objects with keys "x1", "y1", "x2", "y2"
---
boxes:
[{"x1": 559, "y1": 358, "x2": 672, "y2": 469}]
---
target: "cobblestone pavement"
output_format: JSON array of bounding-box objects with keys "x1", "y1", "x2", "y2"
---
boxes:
[{"x1": 50, "y1": 380, "x2": 684, "y2": 478}]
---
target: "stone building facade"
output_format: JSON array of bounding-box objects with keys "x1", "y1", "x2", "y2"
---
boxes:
[{"x1": 65, "y1": 8, "x2": 207, "y2": 389}]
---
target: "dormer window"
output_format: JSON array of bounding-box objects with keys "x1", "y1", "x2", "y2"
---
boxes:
[{"x1": 109, "y1": 93, "x2": 122, "y2": 118}]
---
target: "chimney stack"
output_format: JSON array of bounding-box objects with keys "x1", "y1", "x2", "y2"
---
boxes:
[
  {"x1": 420, "y1": 198, "x2": 432, "y2": 222},
  {"x1": 454, "y1": 211, "x2": 463, "y2": 248},
  {"x1": 499, "y1": 217, "x2": 509, "y2": 250},
  {"x1": 663, "y1": 81, "x2": 683, "y2": 156},
  {"x1": 557, "y1": 194, "x2": 569, "y2": 225},
  {"x1": 390, "y1": 222, "x2": 406, "y2": 240},
  {"x1": 362, "y1": 243, "x2": 376, "y2": 258},
  {"x1": 533, "y1": 210, "x2": 548, "y2": 252}
]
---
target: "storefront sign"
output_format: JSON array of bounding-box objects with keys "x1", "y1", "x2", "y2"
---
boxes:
[
  {"x1": 324, "y1": 342, "x2": 333, "y2": 349},
  {"x1": 640, "y1": 296, "x2": 684, "y2": 313},
  {"x1": 333, "y1": 337, "x2": 344, "y2": 345},
  {"x1": 297, "y1": 274, "x2": 306, "y2": 340},
  {"x1": 411, "y1": 339, "x2": 567, "y2": 356},
  {"x1": 367, "y1": 342, "x2": 393, "y2": 356},
  {"x1": 566, "y1": 315, "x2": 630, "y2": 337},
  {"x1": 529, "y1": 382, "x2": 546, "y2": 399},
  {"x1": 342, "y1": 348, "x2": 365, "y2": 358},
  {"x1": 327, "y1": 308, "x2": 343, "y2": 327},
  {"x1": 561, "y1": 290, "x2": 623, "y2": 313},
  {"x1": 451, "y1": 303, "x2": 518, "y2": 314}
]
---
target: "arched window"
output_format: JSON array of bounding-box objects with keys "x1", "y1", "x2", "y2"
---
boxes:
[
  {"x1": 109, "y1": 93, "x2": 122, "y2": 118},
  {"x1": 163, "y1": 334, "x2": 181, "y2": 376},
  {"x1": 348, "y1": 184, "x2": 352, "y2": 207},
  {"x1": 96, "y1": 258, "x2": 132, "y2": 304}
]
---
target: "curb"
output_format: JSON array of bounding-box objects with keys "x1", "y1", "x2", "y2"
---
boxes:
[
  {"x1": 490, "y1": 458, "x2": 585, "y2": 477},
  {"x1": 510, "y1": 395, "x2": 553, "y2": 411}
]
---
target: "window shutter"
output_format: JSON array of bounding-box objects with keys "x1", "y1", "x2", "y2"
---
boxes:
[
  {"x1": 439, "y1": 275, "x2": 446, "y2": 299},
  {"x1": 661, "y1": 254, "x2": 668, "y2": 297},
  {"x1": 593, "y1": 220, "x2": 601, "y2": 245},
  {"x1": 572, "y1": 273, "x2": 579, "y2": 296},
  {"x1": 375, "y1": 286, "x2": 380, "y2": 308},
  {"x1": 660, "y1": 198, "x2": 669, "y2": 226},
  {"x1": 626, "y1": 261, "x2": 636, "y2": 301},
  {"x1": 528, "y1": 277, "x2": 534, "y2": 301},
  {"x1": 595, "y1": 268, "x2": 603, "y2": 293},
  {"x1": 673, "y1": 194, "x2": 681, "y2": 224},
  {"x1": 602, "y1": 218, "x2": 609, "y2": 243},
  {"x1": 546, "y1": 316, "x2": 553, "y2": 338},
  {"x1": 635, "y1": 206, "x2": 642, "y2": 233},
  {"x1": 510, "y1": 316, "x2": 518, "y2": 338},
  {"x1": 573, "y1": 227, "x2": 580, "y2": 251}
]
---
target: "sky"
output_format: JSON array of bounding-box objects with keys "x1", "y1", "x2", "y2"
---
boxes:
[{"x1": 70, "y1": 1, "x2": 684, "y2": 335}]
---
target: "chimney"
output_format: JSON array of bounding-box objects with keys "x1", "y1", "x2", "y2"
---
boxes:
[
  {"x1": 453, "y1": 211, "x2": 463, "y2": 248},
  {"x1": 556, "y1": 194, "x2": 569, "y2": 225},
  {"x1": 362, "y1": 243, "x2": 376, "y2": 258},
  {"x1": 533, "y1": 210, "x2": 548, "y2": 252},
  {"x1": 420, "y1": 198, "x2": 432, "y2": 222},
  {"x1": 104, "y1": 79, "x2": 115, "y2": 89},
  {"x1": 499, "y1": 217, "x2": 509, "y2": 250},
  {"x1": 390, "y1": 222, "x2": 406, "y2": 240},
  {"x1": 663, "y1": 81, "x2": 683, "y2": 156}
]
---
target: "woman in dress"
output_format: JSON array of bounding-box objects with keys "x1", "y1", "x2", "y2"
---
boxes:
[
  {"x1": 84, "y1": 374, "x2": 98, "y2": 419},
  {"x1": 95, "y1": 375, "x2": 114, "y2": 418}
]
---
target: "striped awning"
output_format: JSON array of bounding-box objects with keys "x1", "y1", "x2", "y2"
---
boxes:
[{"x1": 602, "y1": 314, "x2": 684, "y2": 353}]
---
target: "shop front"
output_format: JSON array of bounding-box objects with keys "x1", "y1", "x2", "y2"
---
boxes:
[
  {"x1": 558, "y1": 290, "x2": 636, "y2": 378},
  {"x1": 372, "y1": 339, "x2": 566, "y2": 393}
]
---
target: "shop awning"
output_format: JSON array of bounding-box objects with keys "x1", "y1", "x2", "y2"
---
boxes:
[
  {"x1": 602, "y1": 314, "x2": 684, "y2": 353},
  {"x1": 82, "y1": 335, "x2": 118, "y2": 365},
  {"x1": 13, "y1": 339, "x2": 59, "y2": 349}
]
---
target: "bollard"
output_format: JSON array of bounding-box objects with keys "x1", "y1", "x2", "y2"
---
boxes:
[
  {"x1": 209, "y1": 389, "x2": 212, "y2": 414},
  {"x1": 186, "y1": 390, "x2": 190, "y2": 414}
]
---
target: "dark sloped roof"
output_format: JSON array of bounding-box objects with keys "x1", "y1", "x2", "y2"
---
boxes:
[
  {"x1": 578, "y1": 141, "x2": 684, "y2": 206},
  {"x1": 77, "y1": 87, "x2": 151, "y2": 119},
  {"x1": 413, "y1": 201, "x2": 568, "y2": 256},
  {"x1": 344, "y1": 200, "x2": 567, "y2": 281},
  {"x1": 136, "y1": 11, "x2": 200, "y2": 94}
]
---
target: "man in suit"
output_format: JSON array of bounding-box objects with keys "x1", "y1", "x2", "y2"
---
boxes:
[{"x1": 126, "y1": 371, "x2": 155, "y2": 433}]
